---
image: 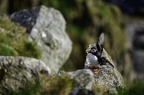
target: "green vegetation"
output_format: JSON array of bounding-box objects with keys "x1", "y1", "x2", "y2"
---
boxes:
[
  {"x1": 8, "y1": 80, "x2": 39, "y2": 95},
  {"x1": 0, "y1": 17, "x2": 41, "y2": 58},
  {"x1": 8, "y1": 75, "x2": 144, "y2": 95},
  {"x1": 8, "y1": 75, "x2": 76, "y2": 95},
  {"x1": 118, "y1": 81, "x2": 144, "y2": 95},
  {"x1": 38, "y1": 75, "x2": 76, "y2": 95}
]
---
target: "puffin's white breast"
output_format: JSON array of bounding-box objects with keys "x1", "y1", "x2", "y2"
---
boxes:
[{"x1": 87, "y1": 53, "x2": 99, "y2": 66}]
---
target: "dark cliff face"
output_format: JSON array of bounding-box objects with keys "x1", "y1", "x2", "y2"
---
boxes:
[{"x1": 103, "y1": 0, "x2": 144, "y2": 16}]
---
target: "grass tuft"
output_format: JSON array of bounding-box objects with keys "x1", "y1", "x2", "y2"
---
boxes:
[{"x1": 0, "y1": 17, "x2": 41, "y2": 58}]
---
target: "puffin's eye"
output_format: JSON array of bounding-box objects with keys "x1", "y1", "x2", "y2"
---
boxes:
[{"x1": 91, "y1": 48, "x2": 96, "y2": 53}]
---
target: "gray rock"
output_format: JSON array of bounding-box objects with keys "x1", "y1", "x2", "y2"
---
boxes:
[
  {"x1": 10, "y1": 5, "x2": 72, "y2": 73},
  {"x1": 0, "y1": 56, "x2": 51, "y2": 94},
  {"x1": 66, "y1": 48, "x2": 125, "y2": 94},
  {"x1": 126, "y1": 21, "x2": 144, "y2": 78},
  {"x1": 126, "y1": 21, "x2": 144, "y2": 49},
  {"x1": 67, "y1": 69, "x2": 95, "y2": 90},
  {"x1": 131, "y1": 50, "x2": 144, "y2": 79},
  {"x1": 10, "y1": 6, "x2": 39, "y2": 32},
  {"x1": 69, "y1": 88, "x2": 95, "y2": 95},
  {"x1": 67, "y1": 67, "x2": 125, "y2": 94}
]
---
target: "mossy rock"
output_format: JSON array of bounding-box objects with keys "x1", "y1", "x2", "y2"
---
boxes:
[
  {"x1": 0, "y1": 17, "x2": 41, "y2": 58},
  {"x1": 8, "y1": 75, "x2": 76, "y2": 95},
  {"x1": 38, "y1": 75, "x2": 76, "y2": 95}
]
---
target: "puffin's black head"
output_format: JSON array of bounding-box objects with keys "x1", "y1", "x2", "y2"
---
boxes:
[{"x1": 86, "y1": 33, "x2": 104, "y2": 58}]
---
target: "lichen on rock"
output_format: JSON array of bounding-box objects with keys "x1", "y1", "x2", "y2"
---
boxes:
[
  {"x1": 65, "y1": 46, "x2": 126, "y2": 94},
  {"x1": 0, "y1": 56, "x2": 51, "y2": 95}
]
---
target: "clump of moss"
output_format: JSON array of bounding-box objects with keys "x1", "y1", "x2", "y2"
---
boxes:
[
  {"x1": 38, "y1": 75, "x2": 76, "y2": 95},
  {"x1": 117, "y1": 81, "x2": 144, "y2": 95},
  {"x1": 0, "y1": 44, "x2": 18, "y2": 56},
  {"x1": 7, "y1": 79, "x2": 39, "y2": 95},
  {"x1": 0, "y1": 17, "x2": 41, "y2": 58}
]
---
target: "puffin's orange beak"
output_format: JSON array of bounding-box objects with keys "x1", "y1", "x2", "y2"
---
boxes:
[{"x1": 86, "y1": 49, "x2": 91, "y2": 53}]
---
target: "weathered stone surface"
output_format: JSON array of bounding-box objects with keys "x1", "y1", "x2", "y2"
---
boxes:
[
  {"x1": 67, "y1": 68, "x2": 125, "y2": 94},
  {"x1": 67, "y1": 69, "x2": 95, "y2": 90},
  {"x1": 126, "y1": 21, "x2": 144, "y2": 79},
  {"x1": 67, "y1": 67, "x2": 125, "y2": 94},
  {"x1": 0, "y1": 56, "x2": 51, "y2": 94},
  {"x1": 10, "y1": 6, "x2": 39, "y2": 32},
  {"x1": 10, "y1": 5, "x2": 72, "y2": 73},
  {"x1": 69, "y1": 88, "x2": 95, "y2": 95},
  {"x1": 126, "y1": 21, "x2": 144, "y2": 49},
  {"x1": 131, "y1": 50, "x2": 144, "y2": 79},
  {"x1": 65, "y1": 48, "x2": 125, "y2": 94}
]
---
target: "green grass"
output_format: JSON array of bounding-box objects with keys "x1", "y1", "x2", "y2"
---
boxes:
[
  {"x1": 0, "y1": 17, "x2": 41, "y2": 58},
  {"x1": 118, "y1": 81, "x2": 144, "y2": 95},
  {"x1": 7, "y1": 80, "x2": 39, "y2": 95}
]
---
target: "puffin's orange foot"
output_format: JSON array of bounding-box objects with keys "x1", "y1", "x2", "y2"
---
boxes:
[
  {"x1": 89, "y1": 65, "x2": 96, "y2": 69},
  {"x1": 93, "y1": 69, "x2": 99, "y2": 74}
]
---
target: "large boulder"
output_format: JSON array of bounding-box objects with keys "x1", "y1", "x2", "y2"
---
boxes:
[
  {"x1": 67, "y1": 69, "x2": 95, "y2": 90},
  {"x1": 0, "y1": 56, "x2": 51, "y2": 94},
  {"x1": 10, "y1": 5, "x2": 72, "y2": 73},
  {"x1": 65, "y1": 49, "x2": 125, "y2": 94},
  {"x1": 67, "y1": 67, "x2": 125, "y2": 94}
]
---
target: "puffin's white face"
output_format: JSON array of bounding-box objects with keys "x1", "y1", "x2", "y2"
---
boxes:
[{"x1": 86, "y1": 44, "x2": 97, "y2": 54}]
